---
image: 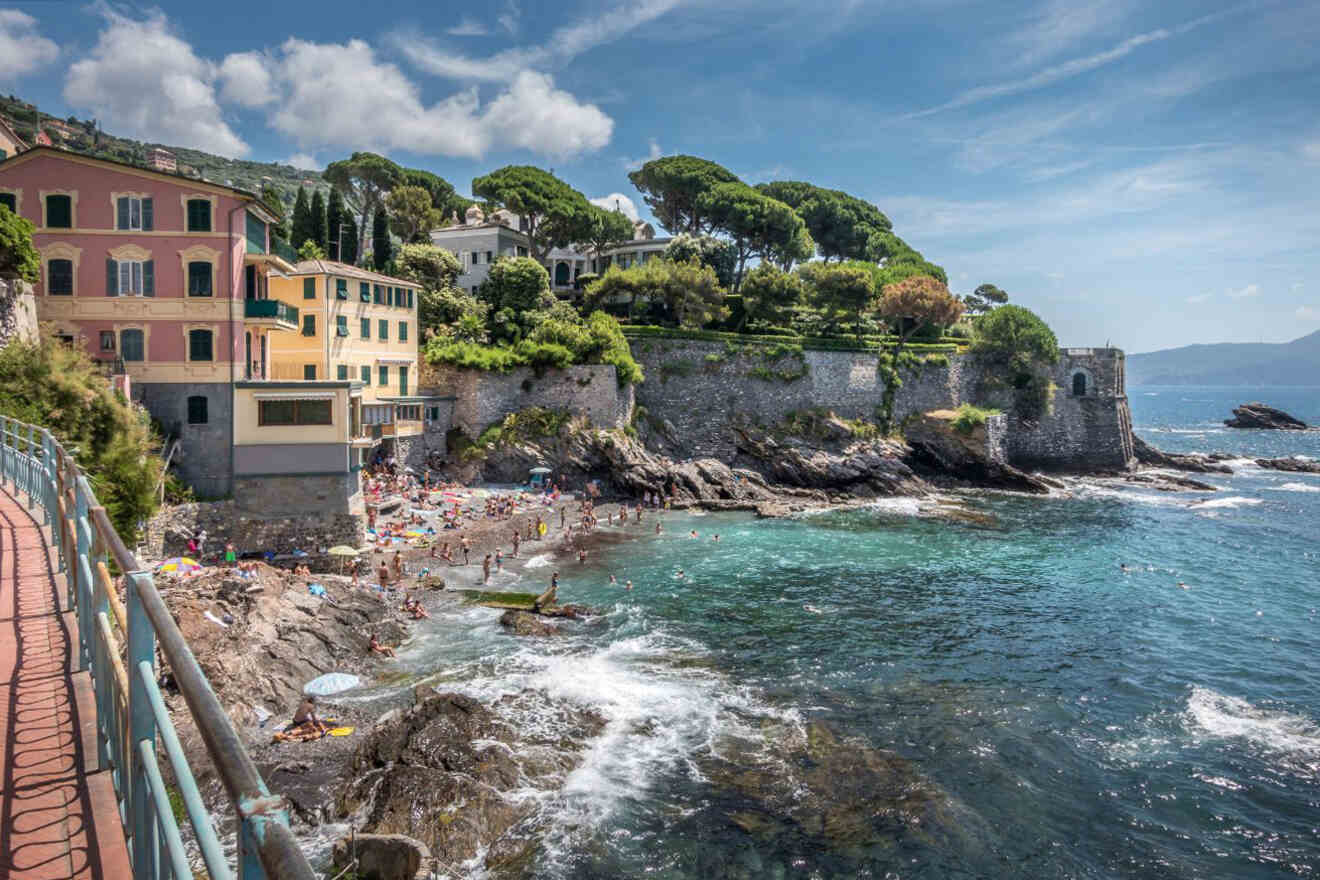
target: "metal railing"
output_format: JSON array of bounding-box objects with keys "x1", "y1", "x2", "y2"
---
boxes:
[{"x1": 0, "y1": 415, "x2": 316, "y2": 880}]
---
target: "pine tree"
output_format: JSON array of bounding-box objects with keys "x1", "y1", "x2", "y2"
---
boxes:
[
  {"x1": 372, "y1": 207, "x2": 392, "y2": 271},
  {"x1": 310, "y1": 191, "x2": 328, "y2": 256},
  {"x1": 340, "y1": 215, "x2": 359, "y2": 265},
  {"x1": 326, "y1": 188, "x2": 345, "y2": 262},
  {"x1": 290, "y1": 186, "x2": 312, "y2": 250}
]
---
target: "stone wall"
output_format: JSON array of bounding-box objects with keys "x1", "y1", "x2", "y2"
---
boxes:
[
  {"x1": 233, "y1": 471, "x2": 362, "y2": 517},
  {"x1": 419, "y1": 362, "x2": 630, "y2": 437},
  {"x1": 144, "y1": 498, "x2": 365, "y2": 565},
  {"x1": 629, "y1": 338, "x2": 1135, "y2": 473},
  {"x1": 134, "y1": 381, "x2": 233, "y2": 498},
  {"x1": 0, "y1": 278, "x2": 38, "y2": 348}
]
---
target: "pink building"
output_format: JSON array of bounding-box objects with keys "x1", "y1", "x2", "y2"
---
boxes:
[{"x1": 0, "y1": 146, "x2": 300, "y2": 496}]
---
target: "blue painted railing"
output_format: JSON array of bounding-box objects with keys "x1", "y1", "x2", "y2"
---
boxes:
[{"x1": 0, "y1": 415, "x2": 316, "y2": 880}]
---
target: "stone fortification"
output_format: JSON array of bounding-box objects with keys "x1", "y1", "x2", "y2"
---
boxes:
[
  {"x1": 419, "y1": 362, "x2": 633, "y2": 438},
  {"x1": 0, "y1": 278, "x2": 38, "y2": 348},
  {"x1": 629, "y1": 338, "x2": 1135, "y2": 473}
]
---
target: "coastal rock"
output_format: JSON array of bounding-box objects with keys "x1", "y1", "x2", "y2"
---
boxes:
[
  {"x1": 903, "y1": 411, "x2": 1051, "y2": 494},
  {"x1": 730, "y1": 421, "x2": 927, "y2": 497},
  {"x1": 1225, "y1": 402, "x2": 1308, "y2": 430},
  {"x1": 1132, "y1": 434, "x2": 1233, "y2": 474},
  {"x1": 1256, "y1": 457, "x2": 1320, "y2": 473},
  {"x1": 498, "y1": 609, "x2": 559, "y2": 636},
  {"x1": 332, "y1": 833, "x2": 431, "y2": 880}
]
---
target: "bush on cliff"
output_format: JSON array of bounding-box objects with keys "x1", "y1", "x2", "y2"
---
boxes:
[
  {"x1": 0, "y1": 334, "x2": 161, "y2": 537},
  {"x1": 951, "y1": 404, "x2": 1001, "y2": 436},
  {"x1": 970, "y1": 305, "x2": 1060, "y2": 421},
  {"x1": 0, "y1": 203, "x2": 40, "y2": 282}
]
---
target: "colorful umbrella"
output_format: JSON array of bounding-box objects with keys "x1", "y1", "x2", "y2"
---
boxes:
[{"x1": 157, "y1": 557, "x2": 202, "y2": 574}]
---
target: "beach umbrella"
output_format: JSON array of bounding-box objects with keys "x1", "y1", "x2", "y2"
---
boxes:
[
  {"x1": 328, "y1": 544, "x2": 360, "y2": 573},
  {"x1": 529, "y1": 466, "x2": 551, "y2": 474},
  {"x1": 157, "y1": 557, "x2": 202, "y2": 574},
  {"x1": 303, "y1": 672, "x2": 361, "y2": 696}
]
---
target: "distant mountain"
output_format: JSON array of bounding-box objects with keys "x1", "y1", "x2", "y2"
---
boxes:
[
  {"x1": 1127, "y1": 330, "x2": 1320, "y2": 386},
  {"x1": 0, "y1": 92, "x2": 328, "y2": 215}
]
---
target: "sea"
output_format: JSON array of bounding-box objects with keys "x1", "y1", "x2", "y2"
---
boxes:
[{"x1": 341, "y1": 386, "x2": 1320, "y2": 879}]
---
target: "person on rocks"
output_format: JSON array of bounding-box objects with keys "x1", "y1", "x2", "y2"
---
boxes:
[
  {"x1": 196, "y1": 530, "x2": 207, "y2": 557},
  {"x1": 560, "y1": 507, "x2": 566, "y2": 528},
  {"x1": 511, "y1": 530, "x2": 521, "y2": 557},
  {"x1": 224, "y1": 542, "x2": 237, "y2": 566},
  {"x1": 534, "y1": 572, "x2": 560, "y2": 612},
  {"x1": 368, "y1": 633, "x2": 396, "y2": 658},
  {"x1": 377, "y1": 561, "x2": 390, "y2": 591},
  {"x1": 461, "y1": 537, "x2": 471, "y2": 565},
  {"x1": 482, "y1": 553, "x2": 492, "y2": 585},
  {"x1": 495, "y1": 549, "x2": 504, "y2": 573},
  {"x1": 392, "y1": 551, "x2": 404, "y2": 580},
  {"x1": 286, "y1": 694, "x2": 327, "y2": 735}
]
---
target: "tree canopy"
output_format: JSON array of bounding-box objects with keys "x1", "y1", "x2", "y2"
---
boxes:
[
  {"x1": 574, "y1": 204, "x2": 635, "y2": 265},
  {"x1": 962, "y1": 283, "x2": 1009, "y2": 316},
  {"x1": 326, "y1": 188, "x2": 346, "y2": 260},
  {"x1": 401, "y1": 168, "x2": 464, "y2": 219},
  {"x1": 627, "y1": 155, "x2": 740, "y2": 234},
  {"x1": 878, "y1": 275, "x2": 964, "y2": 348},
  {"x1": 386, "y1": 185, "x2": 440, "y2": 245},
  {"x1": 584, "y1": 258, "x2": 728, "y2": 329},
  {"x1": 970, "y1": 304, "x2": 1059, "y2": 382},
  {"x1": 755, "y1": 181, "x2": 892, "y2": 262},
  {"x1": 799, "y1": 261, "x2": 876, "y2": 339},
  {"x1": 309, "y1": 190, "x2": 327, "y2": 255},
  {"x1": 739, "y1": 264, "x2": 806, "y2": 330},
  {"x1": 477, "y1": 256, "x2": 556, "y2": 343},
  {"x1": 472, "y1": 165, "x2": 593, "y2": 263},
  {"x1": 324, "y1": 152, "x2": 403, "y2": 261},
  {"x1": 662, "y1": 233, "x2": 737, "y2": 289},
  {"x1": 289, "y1": 186, "x2": 313, "y2": 251},
  {"x1": 0, "y1": 203, "x2": 40, "y2": 282},
  {"x1": 371, "y1": 207, "x2": 392, "y2": 271},
  {"x1": 699, "y1": 182, "x2": 807, "y2": 288}
]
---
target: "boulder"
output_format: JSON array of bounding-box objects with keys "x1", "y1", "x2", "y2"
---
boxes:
[
  {"x1": 1132, "y1": 434, "x2": 1233, "y2": 473},
  {"x1": 498, "y1": 609, "x2": 558, "y2": 636},
  {"x1": 1256, "y1": 457, "x2": 1320, "y2": 474},
  {"x1": 904, "y1": 411, "x2": 1051, "y2": 493},
  {"x1": 332, "y1": 833, "x2": 431, "y2": 880},
  {"x1": 1225, "y1": 403, "x2": 1308, "y2": 430}
]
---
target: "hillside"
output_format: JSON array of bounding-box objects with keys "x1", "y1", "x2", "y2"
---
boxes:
[
  {"x1": 1127, "y1": 329, "x2": 1320, "y2": 386},
  {"x1": 0, "y1": 93, "x2": 328, "y2": 215}
]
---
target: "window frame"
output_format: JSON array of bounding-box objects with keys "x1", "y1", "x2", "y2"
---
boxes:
[
  {"x1": 185, "y1": 199, "x2": 213, "y2": 232},
  {"x1": 302, "y1": 314, "x2": 316, "y2": 337},
  {"x1": 188, "y1": 328, "x2": 214, "y2": 362},
  {"x1": 187, "y1": 260, "x2": 213, "y2": 297},
  {"x1": 303, "y1": 277, "x2": 316, "y2": 299},
  {"x1": 47, "y1": 258, "x2": 74, "y2": 295},
  {"x1": 378, "y1": 319, "x2": 388, "y2": 341},
  {"x1": 336, "y1": 314, "x2": 349, "y2": 336},
  {"x1": 99, "y1": 330, "x2": 116, "y2": 352},
  {"x1": 44, "y1": 193, "x2": 73, "y2": 229},
  {"x1": 257, "y1": 398, "x2": 333, "y2": 427}
]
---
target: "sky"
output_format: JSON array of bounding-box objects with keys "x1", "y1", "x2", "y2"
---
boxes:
[{"x1": 1, "y1": 0, "x2": 1318, "y2": 353}]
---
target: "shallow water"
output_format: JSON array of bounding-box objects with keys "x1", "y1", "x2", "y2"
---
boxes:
[{"x1": 350, "y1": 386, "x2": 1320, "y2": 878}]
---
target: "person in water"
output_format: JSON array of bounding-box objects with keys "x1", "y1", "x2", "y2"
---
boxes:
[
  {"x1": 286, "y1": 694, "x2": 327, "y2": 734},
  {"x1": 625, "y1": 579, "x2": 633, "y2": 591},
  {"x1": 534, "y1": 571, "x2": 560, "y2": 611}
]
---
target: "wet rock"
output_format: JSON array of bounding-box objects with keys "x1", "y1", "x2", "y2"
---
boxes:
[
  {"x1": 332, "y1": 833, "x2": 431, "y2": 880},
  {"x1": 1132, "y1": 434, "x2": 1233, "y2": 473},
  {"x1": 498, "y1": 609, "x2": 559, "y2": 636},
  {"x1": 904, "y1": 411, "x2": 1051, "y2": 494},
  {"x1": 731, "y1": 422, "x2": 927, "y2": 497},
  {"x1": 1225, "y1": 402, "x2": 1308, "y2": 430},
  {"x1": 1256, "y1": 456, "x2": 1320, "y2": 473}
]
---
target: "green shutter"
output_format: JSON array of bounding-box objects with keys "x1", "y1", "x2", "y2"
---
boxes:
[
  {"x1": 303, "y1": 277, "x2": 315, "y2": 299},
  {"x1": 361, "y1": 318, "x2": 370, "y2": 339},
  {"x1": 303, "y1": 314, "x2": 315, "y2": 336},
  {"x1": 378, "y1": 365, "x2": 388, "y2": 386},
  {"x1": 337, "y1": 364, "x2": 348, "y2": 380},
  {"x1": 379, "y1": 319, "x2": 387, "y2": 340},
  {"x1": 361, "y1": 365, "x2": 371, "y2": 385},
  {"x1": 336, "y1": 278, "x2": 348, "y2": 299},
  {"x1": 360, "y1": 281, "x2": 370, "y2": 302},
  {"x1": 142, "y1": 198, "x2": 153, "y2": 231},
  {"x1": 116, "y1": 197, "x2": 129, "y2": 230},
  {"x1": 142, "y1": 260, "x2": 154, "y2": 296},
  {"x1": 106, "y1": 259, "x2": 118, "y2": 296},
  {"x1": 399, "y1": 322, "x2": 407, "y2": 342}
]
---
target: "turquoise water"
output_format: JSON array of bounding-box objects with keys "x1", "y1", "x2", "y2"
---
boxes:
[{"x1": 377, "y1": 387, "x2": 1320, "y2": 878}]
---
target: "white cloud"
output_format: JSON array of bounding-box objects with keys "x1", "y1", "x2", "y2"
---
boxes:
[
  {"x1": 590, "y1": 193, "x2": 639, "y2": 220},
  {"x1": 1296, "y1": 306, "x2": 1319, "y2": 321},
  {"x1": 447, "y1": 17, "x2": 489, "y2": 37},
  {"x1": 1006, "y1": 0, "x2": 1129, "y2": 68},
  {"x1": 1185, "y1": 293, "x2": 1212, "y2": 304},
  {"x1": 0, "y1": 9, "x2": 58, "y2": 79},
  {"x1": 282, "y1": 153, "x2": 319, "y2": 171},
  {"x1": 218, "y1": 51, "x2": 275, "y2": 107},
  {"x1": 397, "y1": 0, "x2": 681, "y2": 83},
  {"x1": 1227, "y1": 283, "x2": 1260, "y2": 299},
  {"x1": 624, "y1": 137, "x2": 663, "y2": 171},
  {"x1": 230, "y1": 39, "x2": 611, "y2": 159},
  {"x1": 1303, "y1": 140, "x2": 1320, "y2": 162},
  {"x1": 498, "y1": 1, "x2": 520, "y2": 36},
  {"x1": 64, "y1": 8, "x2": 247, "y2": 157}
]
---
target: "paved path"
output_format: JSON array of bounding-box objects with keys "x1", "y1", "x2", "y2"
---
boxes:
[{"x1": 0, "y1": 486, "x2": 130, "y2": 880}]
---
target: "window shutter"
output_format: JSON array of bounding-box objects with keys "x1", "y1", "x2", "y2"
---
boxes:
[
  {"x1": 143, "y1": 260, "x2": 155, "y2": 296},
  {"x1": 117, "y1": 197, "x2": 129, "y2": 230},
  {"x1": 142, "y1": 198, "x2": 153, "y2": 231},
  {"x1": 106, "y1": 258, "x2": 118, "y2": 296}
]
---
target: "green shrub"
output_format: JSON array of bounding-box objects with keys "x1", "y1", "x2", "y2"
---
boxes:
[{"x1": 950, "y1": 404, "x2": 1001, "y2": 436}]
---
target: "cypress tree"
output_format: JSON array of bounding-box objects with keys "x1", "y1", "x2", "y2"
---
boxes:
[
  {"x1": 340, "y1": 215, "x2": 359, "y2": 265},
  {"x1": 326, "y1": 188, "x2": 345, "y2": 262},
  {"x1": 372, "y1": 207, "x2": 392, "y2": 271},
  {"x1": 290, "y1": 186, "x2": 312, "y2": 249},
  {"x1": 310, "y1": 190, "x2": 327, "y2": 255}
]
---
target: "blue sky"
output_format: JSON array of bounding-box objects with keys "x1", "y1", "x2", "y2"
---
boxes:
[{"x1": 2, "y1": 0, "x2": 1318, "y2": 353}]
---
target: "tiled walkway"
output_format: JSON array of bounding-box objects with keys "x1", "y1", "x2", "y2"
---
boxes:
[{"x1": 0, "y1": 487, "x2": 130, "y2": 879}]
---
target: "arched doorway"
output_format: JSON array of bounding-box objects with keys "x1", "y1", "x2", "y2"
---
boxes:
[
  {"x1": 1072, "y1": 372, "x2": 1088, "y2": 396},
  {"x1": 554, "y1": 261, "x2": 571, "y2": 287}
]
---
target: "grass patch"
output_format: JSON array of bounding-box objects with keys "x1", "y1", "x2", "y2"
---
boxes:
[{"x1": 951, "y1": 404, "x2": 1001, "y2": 436}]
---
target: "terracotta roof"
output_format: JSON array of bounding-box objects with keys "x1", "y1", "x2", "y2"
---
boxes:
[{"x1": 289, "y1": 259, "x2": 420, "y2": 288}]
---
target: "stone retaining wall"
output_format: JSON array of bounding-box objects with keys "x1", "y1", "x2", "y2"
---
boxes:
[
  {"x1": 0, "y1": 278, "x2": 38, "y2": 349},
  {"x1": 419, "y1": 362, "x2": 631, "y2": 437}
]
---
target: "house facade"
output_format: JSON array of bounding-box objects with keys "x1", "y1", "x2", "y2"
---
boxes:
[
  {"x1": 0, "y1": 118, "x2": 28, "y2": 160},
  {"x1": 0, "y1": 146, "x2": 300, "y2": 497}
]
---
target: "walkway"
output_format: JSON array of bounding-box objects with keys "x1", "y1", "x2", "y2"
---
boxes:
[{"x1": 0, "y1": 486, "x2": 130, "y2": 879}]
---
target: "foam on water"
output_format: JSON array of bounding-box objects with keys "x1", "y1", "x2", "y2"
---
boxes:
[
  {"x1": 1271, "y1": 482, "x2": 1320, "y2": 493},
  {"x1": 1184, "y1": 686, "x2": 1320, "y2": 765},
  {"x1": 523, "y1": 552, "x2": 555, "y2": 569},
  {"x1": 1190, "y1": 496, "x2": 1263, "y2": 510}
]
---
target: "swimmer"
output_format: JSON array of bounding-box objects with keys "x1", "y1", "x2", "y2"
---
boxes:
[
  {"x1": 625, "y1": 580, "x2": 633, "y2": 591},
  {"x1": 1178, "y1": 581, "x2": 1189, "y2": 589},
  {"x1": 712, "y1": 534, "x2": 719, "y2": 542},
  {"x1": 676, "y1": 568, "x2": 685, "y2": 579},
  {"x1": 609, "y1": 574, "x2": 617, "y2": 584},
  {"x1": 656, "y1": 522, "x2": 662, "y2": 534},
  {"x1": 689, "y1": 530, "x2": 698, "y2": 539}
]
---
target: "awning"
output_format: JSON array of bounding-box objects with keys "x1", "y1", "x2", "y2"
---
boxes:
[{"x1": 375, "y1": 357, "x2": 414, "y2": 365}]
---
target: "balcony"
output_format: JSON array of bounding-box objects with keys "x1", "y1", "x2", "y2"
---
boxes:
[{"x1": 244, "y1": 298, "x2": 300, "y2": 331}]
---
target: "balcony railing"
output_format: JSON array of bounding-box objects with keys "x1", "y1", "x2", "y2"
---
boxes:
[
  {"x1": 244, "y1": 299, "x2": 300, "y2": 326},
  {"x1": 272, "y1": 238, "x2": 299, "y2": 264}
]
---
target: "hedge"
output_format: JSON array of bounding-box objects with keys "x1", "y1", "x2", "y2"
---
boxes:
[{"x1": 619, "y1": 325, "x2": 962, "y2": 353}]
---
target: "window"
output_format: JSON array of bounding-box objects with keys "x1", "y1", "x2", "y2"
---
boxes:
[
  {"x1": 107, "y1": 259, "x2": 154, "y2": 296},
  {"x1": 48, "y1": 259, "x2": 73, "y2": 295},
  {"x1": 362, "y1": 404, "x2": 393, "y2": 425},
  {"x1": 45, "y1": 195, "x2": 72, "y2": 228},
  {"x1": 115, "y1": 196, "x2": 153, "y2": 231},
  {"x1": 187, "y1": 261, "x2": 212, "y2": 296},
  {"x1": 398, "y1": 321, "x2": 408, "y2": 342},
  {"x1": 516, "y1": 246, "x2": 528, "y2": 257},
  {"x1": 302, "y1": 314, "x2": 315, "y2": 336},
  {"x1": 471, "y1": 251, "x2": 479, "y2": 265},
  {"x1": 121, "y1": 329, "x2": 144, "y2": 361},
  {"x1": 187, "y1": 395, "x2": 208, "y2": 425},
  {"x1": 399, "y1": 365, "x2": 408, "y2": 396},
  {"x1": 397, "y1": 405, "x2": 420, "y2": 421},
  {"x1": 258, "y1": 398, "x2": 332, "y2": 426},
  {"x1": 378, "y1": 319, "x2": 388, "y2": 341},
  {"x1": 188, "y1": 329, "x2": 213, "y2": 362},
  {"x1": 485, "y1": 251, "x2": 493, "y2": 264},
  {"x1": 1073, "y1": 372, "x2": 1088, "y2": 396},
  {"x1": 303, "y1": 277, "x2": 316, "y2": 299},
  {"x1": 336, "y1": 315, "x2": 349, "y2": 336},
  {"x1": 186, "y1": 199, "x2": 211, "y2": 232},
  {"x1": 360, "y1": 365, "x2": 371, "y2": 385},
  {"x1": 99, "y1": 331, "x2": 115, "y2": 352},
  {"x1": 303, "y1": 364, "x2": 317, "y2": 380},
  {"x1": 359, "y1": 281, "x2": 371, "y2": 302},
  {"x1": 373, "y1": 284, "x2": 384, "y2": 304},
  {"x1": 0, "y1": 193, "x2": 15, "y2": 213},
  {"x1": 386, "y1": 287, "x2": 394, "y2": 307},
  {"x1": 378, "y1": 365, "x2": 388, "y2": 386},
  {"x1": 360, "y1": 318, "x2": 370, "y2": 339},
  {"x1": 336, "y1": 278, "x2": 348, "y2": 299},
  {"x1": 337, "y1": 364, "x2": 348, "y2": 381}
]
